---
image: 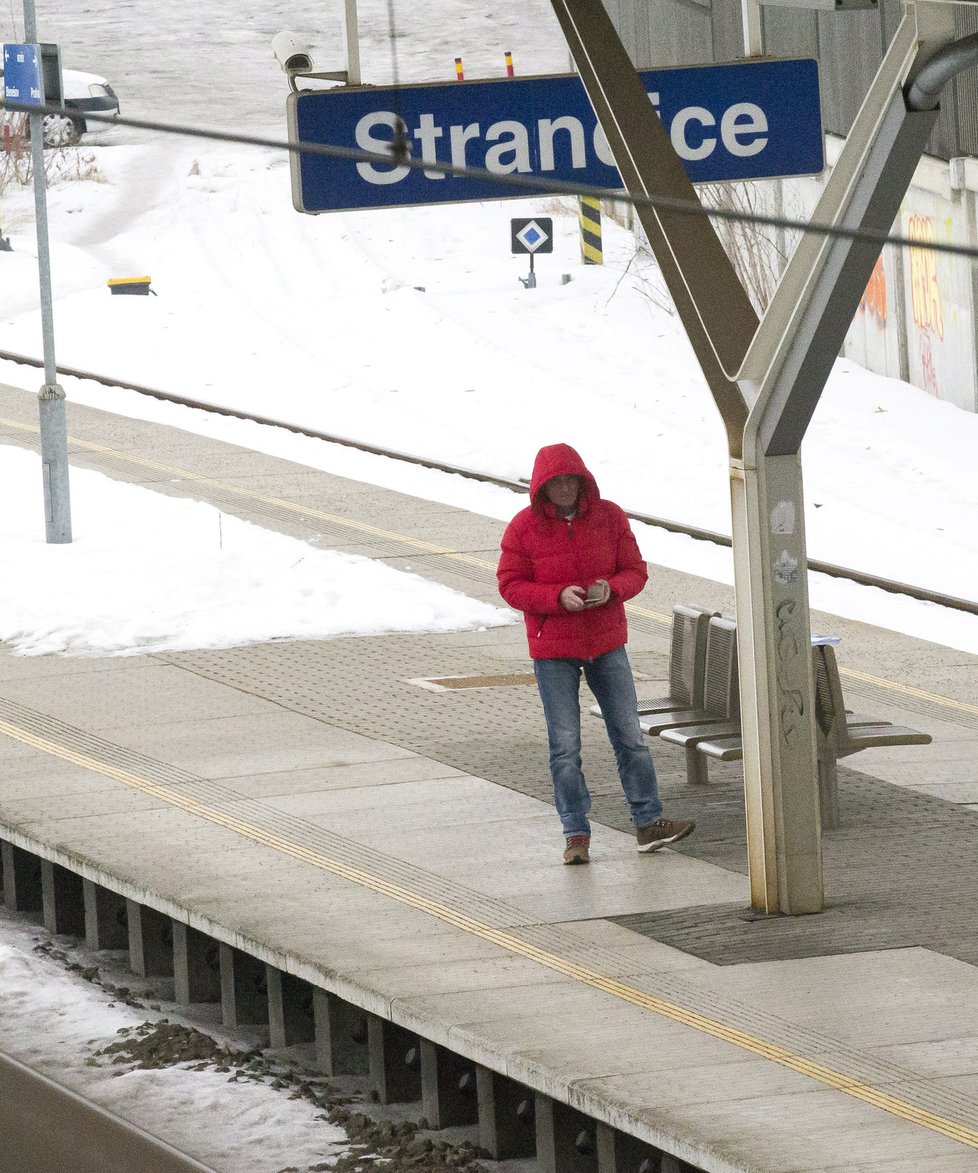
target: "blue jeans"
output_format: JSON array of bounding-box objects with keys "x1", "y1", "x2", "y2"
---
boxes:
[{"x1": 534, "y1": 645, "x2": 663, "y2": 838}]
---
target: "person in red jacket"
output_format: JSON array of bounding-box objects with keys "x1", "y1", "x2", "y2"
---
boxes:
[{"x1": 497, "y1": 443, "x2": 695, "y2": 864}]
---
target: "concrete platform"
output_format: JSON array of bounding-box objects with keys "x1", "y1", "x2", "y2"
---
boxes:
[{"x1": 2, "y1": 382, "x2": 978, "y2": 1171}]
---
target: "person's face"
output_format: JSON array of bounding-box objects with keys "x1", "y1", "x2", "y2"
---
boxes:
[{"x1": 543, "y1": 474, "x2": 581, "y2": 513}]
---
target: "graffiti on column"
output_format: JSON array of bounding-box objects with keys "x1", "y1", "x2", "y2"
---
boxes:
[
  {"x1": 774, "y1": 598, "x2": 805, "y2": 745},
  {"x1": 860, "y1": 256, "x2": 887, "y2": 325}
]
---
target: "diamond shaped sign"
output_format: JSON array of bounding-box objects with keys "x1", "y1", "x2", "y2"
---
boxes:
[{"x1": 511, "y1": 217, "x2": 553, "y2": 255}]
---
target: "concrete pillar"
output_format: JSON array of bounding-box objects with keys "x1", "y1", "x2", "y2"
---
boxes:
[
  {"x1": 219, "y1": 943, "x2": 269, "y2": 1029},
  {"x1": 596, "y1": 1121, "x2": 665, "y2": 1171},
  {"x1": 536, "y1": 1092, "x2": 599, "y2": 1173},
  {"x1": 313, "y1": 989, "x2": 368, "y2": 1076},
  {"x1": 126, "y1": 900, "x2": 173, "y2": 978},
  {"x1": 40, "y1": 860, "x2": 85, "y2": 937},
  {"x1": 366, "y1": 1015, "x2": 421, "y2": 1104},
  {"x1": 476, "y1": 1066, "x2": 536, "y2": 1160},
  {"x1": 172, "y1": 921, "x2": 221, "y2": 1004},
  {"x1": 82, "y1": 880, "x2": 128, "y2": 951},
  {"x1": 1, "y1": 842, "x2": 42, "y2": 914},
  {"x1": 266, "y1": 967, "x2": 315, "y2": 1049},
  {"x1": 420, "y1": 1039, "x2": 478, "y2": 1128}
]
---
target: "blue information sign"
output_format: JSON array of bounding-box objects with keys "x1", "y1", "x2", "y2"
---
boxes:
[
  {"x1": 289, "y1": 59, "x2": 823, "y2": 214},
  {"x1": 2, "y1": 43, "x2": 43, "y2": 106}
]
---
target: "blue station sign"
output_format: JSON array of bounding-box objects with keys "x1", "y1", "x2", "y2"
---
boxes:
[
  {"x1": 2, "y1": 43, "x2": 43, "y2": 107},
  {"x1": 288, "y1": 59, "x2": 823, "y2": 214}
]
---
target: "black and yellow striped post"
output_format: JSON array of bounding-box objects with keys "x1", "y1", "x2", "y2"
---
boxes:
[{"x1": 578, "y1": 197, "x2": 603, "y2": 265}]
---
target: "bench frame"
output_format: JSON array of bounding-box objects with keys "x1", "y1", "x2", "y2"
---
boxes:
[{"x1": 658, "y1": 621, "x2": 931, "y2": 828}]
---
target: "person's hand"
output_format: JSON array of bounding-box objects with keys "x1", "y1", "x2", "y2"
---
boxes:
[
  {"x1": 585, "y1": 579, "x2": 611, "y2": 607},
  {"x1": 560, "y1": 585, "x2": 587, "y2": 611}
]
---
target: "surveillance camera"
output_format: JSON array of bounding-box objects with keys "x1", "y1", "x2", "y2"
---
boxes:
[{"x1": 272, "y1": 31, "x2": 314, "y2": 75}]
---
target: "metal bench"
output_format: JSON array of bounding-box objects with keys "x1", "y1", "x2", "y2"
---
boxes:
[
  {"x1": 660, "y1": 627, "x2": 932, "y2": 828},
  {"x1": 589, "y1": 604, "x2": 717, "y2": 720},
  {"x1": 643, "y1": 616, "x2": 741, "y2": 783},
  {"x1": 810, "y1": 641, "x2": 931, "y2": 829}
]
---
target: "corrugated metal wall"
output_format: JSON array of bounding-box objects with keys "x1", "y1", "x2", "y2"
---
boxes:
[{"x1": 615, "y1": 0, "x2": 978, "y2": 162}]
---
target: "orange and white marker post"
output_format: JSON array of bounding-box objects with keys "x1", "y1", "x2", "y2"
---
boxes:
[
  {"x1": 504, "y1": 51, "x2": 515, "y2": 77},
  {"x1": 454, "y1": 57, "x2": 464, "y2": 81}
]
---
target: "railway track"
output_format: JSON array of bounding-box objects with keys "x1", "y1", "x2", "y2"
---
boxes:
[
  {"x1": 3, "y1": 346, "x2": 976, "y2": 619},
  {"x1": 0, "y1": 1048, "x2": 215, "y2": 1172}
]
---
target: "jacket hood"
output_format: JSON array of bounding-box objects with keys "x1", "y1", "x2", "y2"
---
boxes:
[{"x1": 529, "y1": 444, "x2": 599, "y2": 515}]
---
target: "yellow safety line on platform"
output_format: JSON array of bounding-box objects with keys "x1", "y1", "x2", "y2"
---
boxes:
[
  {"x1": 1, "y1": 711, "x2": 977, "y2": 1149},
  {"x1": 4, "y1": 414, "x2": 976, "y2": 716}
]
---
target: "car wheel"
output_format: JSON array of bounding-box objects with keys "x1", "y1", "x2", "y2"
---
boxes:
[{"x1": 41, "y1": 113, "x2": 81, "y2": 148}]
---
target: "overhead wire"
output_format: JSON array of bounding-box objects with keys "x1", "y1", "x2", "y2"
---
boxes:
[{"x1": 3, "y1": 96, "x2": 978, "y2": 263}]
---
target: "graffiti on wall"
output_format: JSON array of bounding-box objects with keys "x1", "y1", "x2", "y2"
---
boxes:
[
  {"x1": 908, "y1": 215, "x2": 944, "y2": 337},
  {"x1": 860, "y1": 256, "x2": 887, "y2": 325},
  {"x1": 907, "y1": 214, "x2": 945, "y2": 394}
]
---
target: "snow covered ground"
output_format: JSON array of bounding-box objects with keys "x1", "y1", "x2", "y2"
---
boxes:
[{"x1": 3, "y1": 1, "x2": 978, "y2": 1168}]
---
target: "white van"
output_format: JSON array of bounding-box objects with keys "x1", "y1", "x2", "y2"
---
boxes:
[{"x1": 0, "y1": 64, "x2": 119, "y2": 146}]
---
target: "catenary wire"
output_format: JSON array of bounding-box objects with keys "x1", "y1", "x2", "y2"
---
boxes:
[{"x1": 5, "y1": 97, "x2": 978, "y2": 263}]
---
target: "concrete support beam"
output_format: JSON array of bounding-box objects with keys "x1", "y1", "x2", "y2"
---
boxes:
[
  {"x1": 535, "y1": 1092, "x2": 598, "y2": 1173},
  {"x1": 312, "y1": 989, "x2": 368, "y2": 1076},
  {"x1": 172, "y1": 922, "x2": 221, "y2": 1005},
  {"x1": 83, "y1": 880, "x2": 128, "y2": 951},
  {"x1": 596, "y1": 1121, "x2": 665, "y2": 1171},
  {"x1": 266, "y1": 967, "x2": 315, "y2": 1050},
  {"x1": 40, "y1": 859, "x2": 85, "y2": 937},
  {"x1": 476, "y1": 1067, "x2": 536, "y2": 1160},
  {"x1": 366, "y1": 1014, "x2": 421, "y2": 1104},
  {"x1": 1, "y1": 842, "x2": 42, "y2": 914},
  {"x1": 219, "y1": 943, "x2": 269, "y2": 1029},
  {"x1": 126, "y1": 900, "x2": 173, "y2": 978},
  {"x1": 420, "y1": 1039, "x2": 478, "y2": 1128}
]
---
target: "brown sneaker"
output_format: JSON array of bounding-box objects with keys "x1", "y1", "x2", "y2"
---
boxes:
[
  {"x1": 636, "y1": 818, "x2": 695, "y2": 853},
  {"x1": 563, "y1": 835, "x2": 590, "y2": 865}
]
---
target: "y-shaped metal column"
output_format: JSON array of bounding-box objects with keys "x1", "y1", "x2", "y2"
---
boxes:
[{"x1": 549, "y1": 0, "x2": 956, "y2": 912}]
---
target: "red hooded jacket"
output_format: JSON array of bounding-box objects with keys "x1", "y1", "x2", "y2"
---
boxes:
[{"x1": 497, "y1": 443, "x2": 648, "y2": 660}]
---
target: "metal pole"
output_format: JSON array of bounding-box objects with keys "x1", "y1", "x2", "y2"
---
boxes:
[
  {"x1": 23, "y1": 0, "x2": 71, "y2": 543},
  {"x1": 344, "y1": 0, "x2": 362, "y2": 85}
]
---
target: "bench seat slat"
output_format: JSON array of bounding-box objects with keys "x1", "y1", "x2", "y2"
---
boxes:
[
  {"x1": 660, "y1": 720, "x2": 742, "y2": 747},
  {"x1": 639, "y1": 709, "x2": 718, "y2": 736},
  {"x1": 696, "y1": 735, "x2": 744, "y2": 761},
  {"x1": 840, "y1": 723, "x2": 932, "y2": 754}
]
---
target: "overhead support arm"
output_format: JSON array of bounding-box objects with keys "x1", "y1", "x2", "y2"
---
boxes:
[{"x1": 548, "y1": 0, "x2": 757, "y2": 455}]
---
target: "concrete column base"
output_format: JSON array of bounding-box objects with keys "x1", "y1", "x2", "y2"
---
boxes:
[
  {"x1": 313, "y1": 989, "x2": 369, "y2": 1076},
  {"x1": 219, "y1": 942, "x2": 269, "y2": 1029},
  {"x1": 367, "y1": 1014, "x2": 421, "y2": 1104},
  {"x1": 1, "y1": 842, "x2": 42, "y2": 914},
  {"x1": 475, "y1": 1066, "x2": 536, "y2": 1160},
  {"x1": 535, "y1": 1092, "x2": 599, "y2": 1173},
  {"x1": 172, "y1": 921, "x2": 221, "y2": 1004},
  {"x1": 596, "y1": 1121, "x2": 665, "y2": 1172},
  {"x1": 266, "y1": 967, "x2": 315, "y2": 1049},
  {"x1": 40, "y1": 860, "x2": 85, "y2": 937},
  {"x1": 420, "y1": 1038, "x2": 478, "y2": 1128},
  {"x1": 82, "y1": 880, "x2": 128, "y2": 951},
  {"x1": 126, "y1": 900, "x2": 173, "y2": 978}
]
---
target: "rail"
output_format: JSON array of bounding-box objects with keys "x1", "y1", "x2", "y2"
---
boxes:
[{"x1": 2, "y1": 346, "x2": 976, "y2": 618}]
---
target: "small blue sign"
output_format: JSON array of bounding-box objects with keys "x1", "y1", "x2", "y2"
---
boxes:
[
  {"x1": 2, "y1": 43, "x2": 43, "y2": 106},
  {"x1": 289, "y1": 59, "x2": 823, "y2": 214}
]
